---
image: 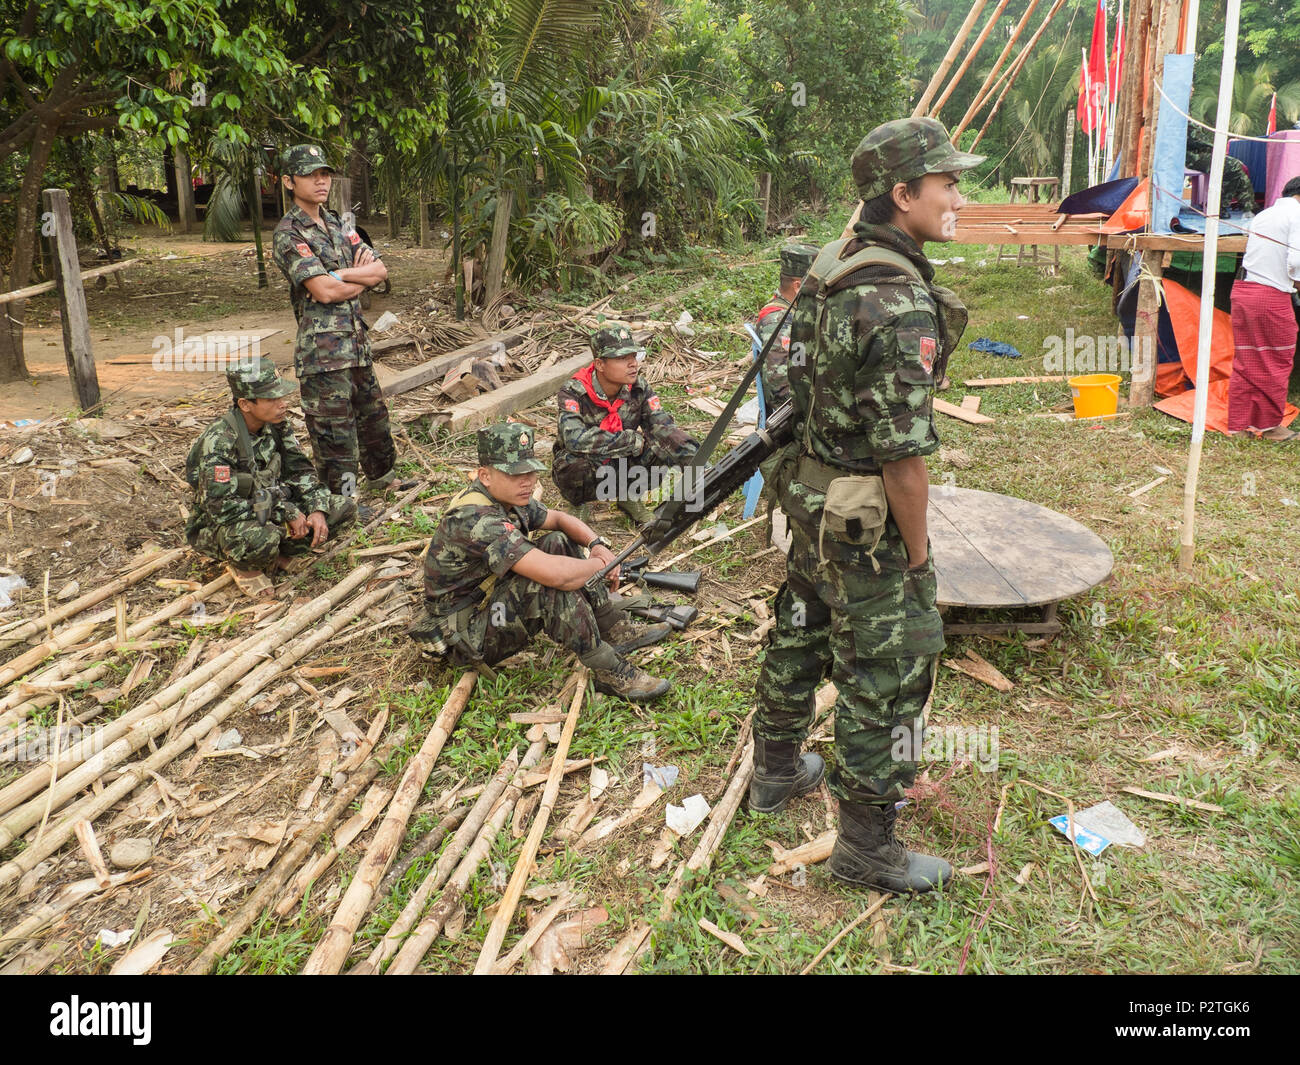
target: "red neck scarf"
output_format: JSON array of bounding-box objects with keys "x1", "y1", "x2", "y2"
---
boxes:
[{"x1": 574, "y1": 363, "x2": 625, "y2": 432}]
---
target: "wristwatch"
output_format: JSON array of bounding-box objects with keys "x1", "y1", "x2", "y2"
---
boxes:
[{"x1": 587, "y1": 535, "x2": 611, "y2": 551}]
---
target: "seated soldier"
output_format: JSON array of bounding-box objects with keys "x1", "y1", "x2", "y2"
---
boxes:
[
  {"x1": 410, "y1": 423, "x2": 673, "y2": 702},
  {"x1": 184, "y1": 357, "x2": 356, "y2": 596},
  {"x1": 551, "y1": 326, "x2": 699, "y2": 525},
  {"x1": 752, "y1": 242, "x2": 818, "y2": 407}
]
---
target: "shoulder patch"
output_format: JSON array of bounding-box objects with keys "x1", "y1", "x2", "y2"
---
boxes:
[
  {"x1": 648, "y1": 395, "x2": 662, "y2": 412},
  {"x1": 919, "y1": 336, "x2": 936, "y2": 373},
  {"x1": 563, "y1": 397, "x2": 580, "y2": 413},
  {"x1": 295, "y1": 242, "x2": 312, "y2": 257},
  {"x1": 213, "y1": 465, "x2": 231, "y2": 484},
  {"x1": 502, "y1": 522, "x2": 516, "y2": 532},
  {"x1": 348, "y1": 231, "x2": 361, "y2": 245}
]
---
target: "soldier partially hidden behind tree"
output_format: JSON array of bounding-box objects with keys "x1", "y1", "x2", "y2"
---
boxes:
[
  {"x1": 752, "y1": 242, "x2": 818, "y2": 407},
  {"x1": 551, "y1": 326, "x2": 699, "y2": 525},
  {"x1": 754, "y1": 118, "x2": 983, "y2": 894},
  {"x1": 410, "y1": 423, "x2": 673, "y2": 701},
  {"x1": 184, "y1": 358, "x2": 356, "y2": 597},
  {"x1": 271, "y1": 143, "x2": 401, "y2": 510}
]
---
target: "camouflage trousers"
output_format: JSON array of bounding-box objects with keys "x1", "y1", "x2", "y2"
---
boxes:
[
  {"x1": 756, "y1": 516, "x2": 944, "y2": 805},
  {"x1": 551, "y1": 443, "x2": 689, "y2": 508},
  {"x1": 452, "y1": 532, "x2": 611, "y2": 667},
  {"x1": 187, "y1": 494, "x2": 357, "y2": 571},
  {"x1": 299, "y1": 365, "x2": 396, "y2": 495}
]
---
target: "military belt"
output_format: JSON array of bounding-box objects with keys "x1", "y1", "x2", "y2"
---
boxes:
[{"x1": 794, "y1": 453, "x2": 879, "y2": 493}]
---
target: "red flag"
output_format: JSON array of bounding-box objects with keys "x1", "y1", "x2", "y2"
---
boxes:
[
  {"x1": 1267, "y1": 92, "x2": 1277, "y2": 135},
  {"x1": 1110, "y1": 0, "x2": 1124, "y2": 102},
  {"x1": 1077, "y1": 0, "x2": 1109, "y2": 135}
]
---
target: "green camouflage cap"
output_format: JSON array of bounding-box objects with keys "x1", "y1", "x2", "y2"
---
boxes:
[
  {"x1": 477, "y1": 422, "x2": 546, "y2": 475},
  {"x1": 851, "y1": 118, "x2": 985, "y2": 202},
  {"x1": 227, "y1": 356, "x2": 296, "y2": 401},
  {"x1": 279, "y1": 144, "x2": 334, "y2": 176},
  {"x1": 779, "y1": 242, "x2": 819, "y2": 278},
  {"x1": 590, "y1": 324, "x2": 642, "y2": 360}
]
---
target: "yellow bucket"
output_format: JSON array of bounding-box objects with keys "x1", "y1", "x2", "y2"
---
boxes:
[{"x1": 1068, "y1": 373, "x2": 1121, "y2": 419}]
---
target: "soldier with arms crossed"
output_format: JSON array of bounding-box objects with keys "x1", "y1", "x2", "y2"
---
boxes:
[
  {"x1": 755, "y1": 119, "x2": 982, "y2": 894},
  {"x1": 411, "y1": 424, "x2": 674, "y2": 702},
  {"x1": 184, "y1": 357, "x2": 356, "y2": 596}
]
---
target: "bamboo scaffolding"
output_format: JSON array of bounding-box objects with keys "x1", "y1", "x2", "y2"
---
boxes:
[
  {"x1": 351, "y1": 745, "x2": 534, "y2": 974},
  {"x1": 930, "y1": 0, "x2": 1012, "y2": 120},
  {"x1": 952, "y1": 0, "x2": 1042, "y2": 138},
  {"x1": 0, "y1": 579, "x2": 392, "y2": 893},
  {"x1": 473, "y1": 669, "x2": 586, "y2": 974},
  {"x1": 183, "y1": 729, "x2": 405, "y2": 974},
  {"x1": 0, "y1": 574, "x2": 233, "y2": 713},
  {"x1": 968, "y1": 0, "x2": 1069, "y2": 149},
  {"x1": 0, "y1": 548, "x2": 185, "y2": 652},
  {"x1": 0, "y1": 566, "x2": 375, "y2": 837},
  {"x1": 382, "y1": 743, "x2": 546, "y2": 976},
  {"x1": 302, "y1": 671, "x2": 477, "y2": 975},
  {"x1": 913, "y1": 0, "x2": 992, "y2": 117},
  {"x1": 599, "y1": 741, "x2": 755, "y2": 975}
]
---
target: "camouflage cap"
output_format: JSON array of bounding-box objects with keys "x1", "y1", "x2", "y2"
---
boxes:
[
  {"x1": 590, "y1": 324, "x2": 642, "y2": 360},
  {"x1": 227, "y1": 356, "x2": 296, "y2": 401},
  {"x1": 279, "y1": 144, "x2": 334, "y2": 176},
  {"x1": 779, "y1": 242, "x2": 819, "y2": 278},
  {"x1": 851, "y1": 118, "x2": 985, "y2": 202},
  {"x1": 477, "y1": 422, "x2": 546, "y2": 475}
]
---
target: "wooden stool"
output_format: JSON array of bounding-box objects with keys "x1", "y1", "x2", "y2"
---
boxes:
[{"x1": 999, "y1": 178, "x2": 1063, "y2": 273}]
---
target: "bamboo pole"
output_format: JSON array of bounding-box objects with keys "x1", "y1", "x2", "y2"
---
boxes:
[
  {"x1": 967, "y1": 0, "x2": 1069, "y2": 149},
  {"x1": 351, "y1": 745, "x2": 532, "y2": 974},
  {"x1": 600, "y1": 741, "x2": 755, "y2": 975},
  {"x1": 0, "y1": 613, "x2": 109, "y2": 691},
  {"x1": 0, "y1": 573, "x2": 232, "y2": 695},
  {"x1": 1181, "y1": 0, "x2": 1240, "y2": 571},
  {"x1": 952, "y1": 0, "x2": 1042, "y2": 138},
  {"x1": 970, "y1": 39, "x2": 1037, "y2": 150},
  {"x1": 930, "y1": 0, "x2": 1012, "y2": 121},
  {"x1": 184, "y1": 729, "x2": 405, "y2": 974},
  {"x1": 913, "y1": 0, "x2": 992, "y2": 117},
  {"x1": 1120, "y1": 0, "x2": 1153, "y2": 179},
  {"x1": 302, "y1": 671, "x2": 478, "y2": 975},
  {"x1": 382, "y1": 742, "x2": 547, "y2": 976},
  {"x1": 0, "y1": 580, "x2": 395, "y2": 892},
  {"x1": 473, "y1": 669, "x2": 586, "y2": 974},
  {"x1": 0, "y1": 566, "x2": 375, "y2": 833},
  {"x1": 0, "y1": 548, "x2": 185, "y2": 651}
]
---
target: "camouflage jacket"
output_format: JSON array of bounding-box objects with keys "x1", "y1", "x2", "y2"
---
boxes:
[
  {"x1": 754, "y1": 293, "x2": 794, "y2": 406},
  {"x1": 184, "y1": 409, "x2": 332, "y2": 535},
  {"x1": 271, "y1": 204, "x2": 379, "y2": 378},
  {"x1": 780, "y1": 223, "x2": 952, "y2": 524},
  {"x1": 553, "y1": 370, "x2": 697, "y2": 466},
  {"x1": 422, "y1": 480, "x2": 548, "y2": 618}
]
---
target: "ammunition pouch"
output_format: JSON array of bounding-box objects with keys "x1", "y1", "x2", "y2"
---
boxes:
[{"x1": 819, "y1": 474, "x2": 888, "y2": 571}]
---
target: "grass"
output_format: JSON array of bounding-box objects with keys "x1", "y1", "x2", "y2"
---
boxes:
[{"x1": 204, "y1": 215, "x2": 1300, "y2": 977}]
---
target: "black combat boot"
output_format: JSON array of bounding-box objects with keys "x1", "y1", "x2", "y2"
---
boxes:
[
  {"x1": 829, "y1": 801, "x2": 952, "y2": 894},
  {"x1": 748, "y1": 736, "x2": 825, "y2": 813},
  {"x1": 594, "y1": 602, "x2": 672, "y2": 654},
  {"x1": 581, "y1": 642, "x2": 671, "y2": 702}
]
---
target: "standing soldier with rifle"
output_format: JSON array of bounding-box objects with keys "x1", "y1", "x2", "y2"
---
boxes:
[
  {"x1": 271, "y1": 144, "x2": 403, "y2": 511},
  {"x1": 752, "y1": 242, "x2": 818, "y2": 406},
  {"x1": 753, "y1": 118, "x2": 982, "y2": 894}
]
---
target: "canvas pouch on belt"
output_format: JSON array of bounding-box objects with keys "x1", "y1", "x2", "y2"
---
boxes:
[{"x1": 819, "y1": 474, "x2": 888, "y2": 571}]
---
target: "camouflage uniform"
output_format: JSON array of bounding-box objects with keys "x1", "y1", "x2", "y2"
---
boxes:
[
  {"x1": 551, "y1": 326, "x2": 699, "y2": 506},
  {"x1": 753, "y1": 242, "x2": 818, "y2": 406},
  {"x1": 757, "y1": 120, "x2": 981, "y2": 808},
  {"x1": 271, "y1": 144, "x2": 396, "y2": 496},
  {"x1": 1186, "y1": 127, "x2": 1257, "y2": 211},
  {"x1": 413, "y1": 424, "x2": 612, "y2": 667},
  {"x1": 184, "y1": 358, "x2": 356, "y2": 570}
]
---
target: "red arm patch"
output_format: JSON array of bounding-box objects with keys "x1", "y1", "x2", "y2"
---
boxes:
[
  {"x1": 213, "y1": 466, "x2": 231, "y2": 483},
  {"x1": 294, "y1": 242, "x2": 312, "y2": 257},
  {"x1": 647, "y1": 395, "x2": 662, "y2": 412},
  {"x1": 563, "y1": 398, "x2": 580, "y2": 413},
  {"x1": 348, "y1": 231, "x2": 361, "y2": 245},
  {"x1": 919, "y1": 336, "x2": 936, "y2": 373}
]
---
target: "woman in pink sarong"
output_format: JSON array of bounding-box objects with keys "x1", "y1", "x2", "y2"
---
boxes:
[{"x1": 1229, "y1": 176, "x2": 1300, "y2": 440}]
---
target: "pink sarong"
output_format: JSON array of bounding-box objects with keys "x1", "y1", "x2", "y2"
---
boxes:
[{"x1": 1227, "y1": 280, "x2": 1298, "y2": 432}]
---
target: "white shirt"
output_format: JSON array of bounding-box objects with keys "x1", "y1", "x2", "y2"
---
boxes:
[{"x1": 1242, "y1": 195, "x2": 1300, "y2": 293}]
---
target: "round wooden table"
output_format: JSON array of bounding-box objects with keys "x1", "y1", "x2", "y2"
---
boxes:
[{"x1": 928, "y1": 485, "x2": 1114, "y2": 634}]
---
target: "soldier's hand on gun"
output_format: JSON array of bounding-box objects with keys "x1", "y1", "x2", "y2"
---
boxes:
[
  {"x1": 306, "y1": 511, "x2": 329, "y2": 547},
  {"x1": 591, "y1": 544, "x2": 620, "y2": 592},
  {"x1": 286, "y1": 514, "x2": 309, "y2": 540}
]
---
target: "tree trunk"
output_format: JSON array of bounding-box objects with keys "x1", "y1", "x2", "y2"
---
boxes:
[
  {"x1": 0, "y1": 120, "x2": 58, "y2": 382},
  {"x1": 174, "y1": 146, "x2": 197, "y2": 233}
]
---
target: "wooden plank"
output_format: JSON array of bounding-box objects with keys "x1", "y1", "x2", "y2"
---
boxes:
[
  {"x1": 434, "y1": 353, "x2": 592, "y2": 434},
  {"x1": 1128, "y1": 254, "x2": 1162, "y2": 407},
  {"x1": 927, "y1": 496, "x2": 1026, "y2": 608},
  {"x1": 0, "y1": 258, "x2": 141, "y2": 304},
  {"x1": 484, "y1": 188, "x2": 514, "y2": 306},
  {"x1": 933, "y1": 397, "x2": 994, "y2": 424},
  {"x1": 960, "y1": 395, "x2": 981, "y2": 412},
  {"x1": 964, "y1": 375, "x2": 1067, "y2": 386},
  {"x1": 43, "y1": 188, "x2": 101, "y2": 412},
  {"x1": 381, "y1": 332, "x2": 525, "y2": 399},
  {"x1": 1104, "y1": 233, "x2": 1248, "y2": 253}
]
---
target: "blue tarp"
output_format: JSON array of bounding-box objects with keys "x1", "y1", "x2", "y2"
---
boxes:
[
  {"x1": 1152, "y1": 54, "x2": 1195, "y2": 234},
  {"x1": 1229, "y1": 138, "x2": 1268, "y2": 195}
]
